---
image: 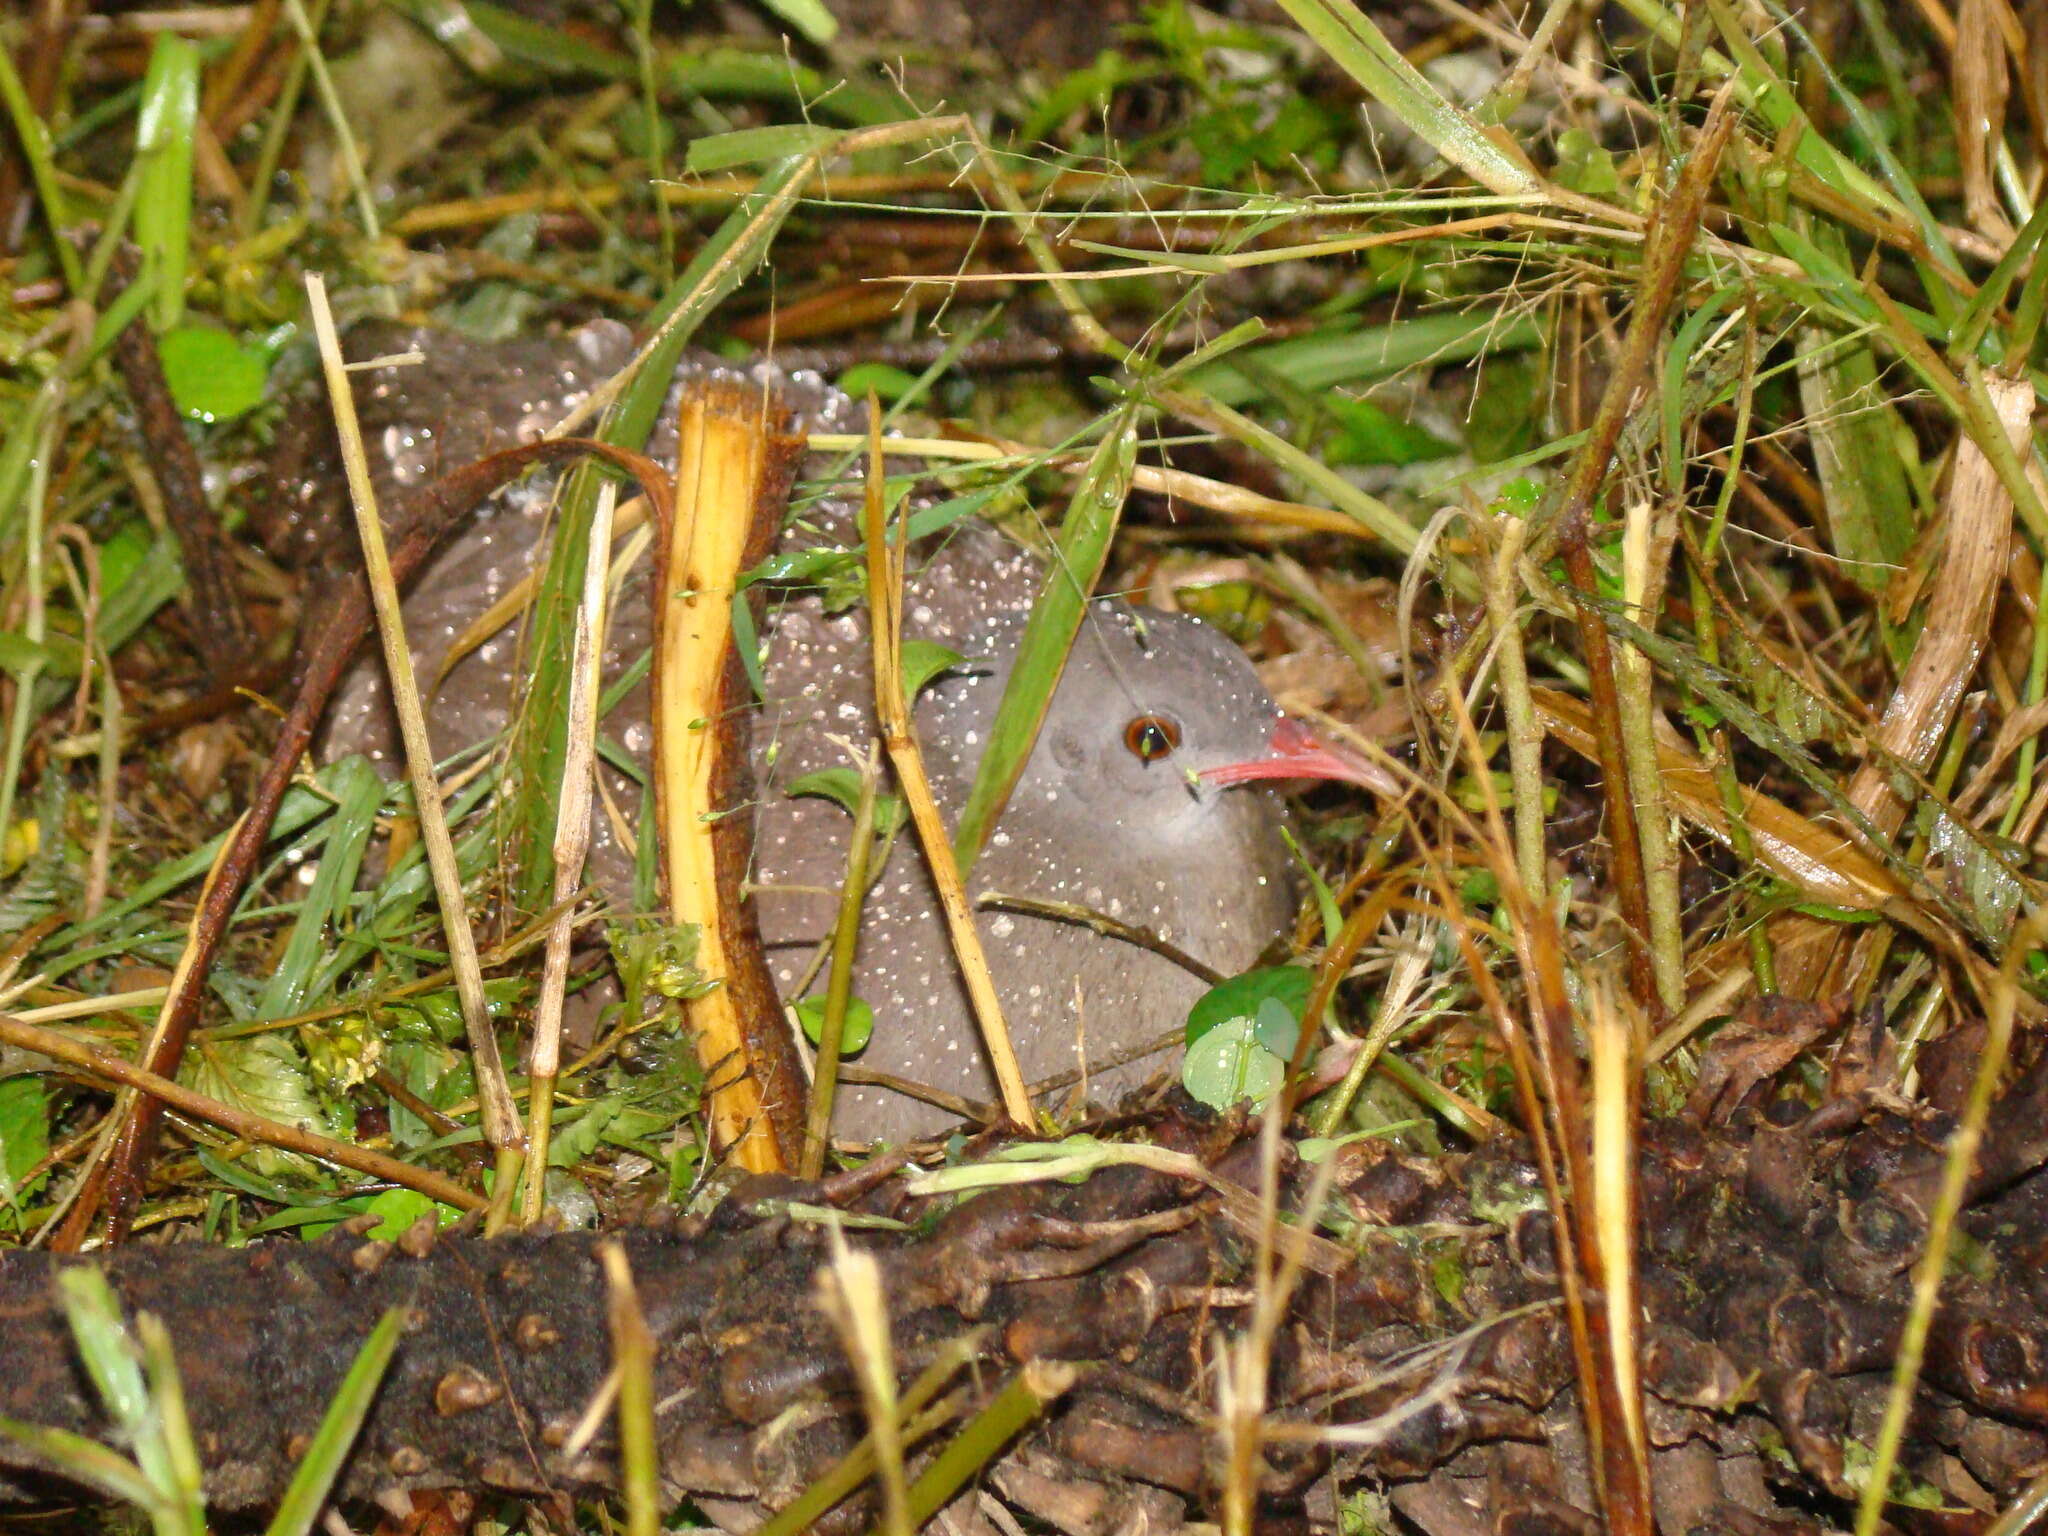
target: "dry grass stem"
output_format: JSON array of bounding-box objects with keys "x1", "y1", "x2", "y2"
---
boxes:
[
  {"x1": 859, "y1": 420, "x2": 1033, "y2": 1129},
  {"x1": 304, "y1": 274, "x2": 523, "y2": 1194},
  {"x1": 1617, "y1": 500, "x2": 1686, "y2": 1012},
  {"x1": 819, "y1": 1229, "x2": 911, "y2": 1536},
  {"x1": 523, "y1": 479, "x2": 618, "y2": 1225},
  {"x1": 1486, "y1": 513, "x2": 1546, "y2": 895},
  {"x1": 598, "y1": 1242, "x2": 659, "y2": 1536}
]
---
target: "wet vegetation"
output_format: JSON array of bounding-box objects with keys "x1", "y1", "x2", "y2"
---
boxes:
[{"x1": 4, "y1": 0, "x2": 2048, "y2": 1530}]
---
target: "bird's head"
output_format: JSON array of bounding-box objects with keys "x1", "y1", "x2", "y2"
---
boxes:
[{"x1": 922, "y1": 601, "x2": 1392, "y2": 855}]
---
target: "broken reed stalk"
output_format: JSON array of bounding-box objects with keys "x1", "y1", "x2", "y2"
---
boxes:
[
  {"x1": 304, "y1": 275, "x2": 523, "y2": 1217},
  {"x1": 650, "y1": 383, "x2": 807, "y2": 1173},
  {"x1": 0, "y1": 1009, "x2": 485, "y2": 1211},
  {"x1": 801, "y1": 741, "x2": 883, "y2": 1179},
  {"x1": 1848, "y1": 368, "x2": 2029, "y2": 840},
  {"x1": 524, "y1": 479, "x2": 619, "y2": 1225},
  {"x1": 859, "y1": 421, "x2": 1035, "y2": 1130}
]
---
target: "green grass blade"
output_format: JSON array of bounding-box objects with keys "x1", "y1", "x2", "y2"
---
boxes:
[
  {"x1": 0, "y1": 1418, "x2": 159, "y2": 1511},
  {"x1": 1269, "y1": 0, "x2": 1541, "y2": 197},
  {"x1": 133, "y1": 35, "x2": 200, "y2": 331},
  {"x1": 0, "y1": 44, "x2": 84, "y2": 294},
  {"x1": 1182, "y1": 308, "x2": 1540, "y2": 407},
  {"x1": 952, "y1": 405, "x2": 1138, "y2": 873},
  {"x1": 254, "y1": 755, "x2": 386, "y2": 1020}
]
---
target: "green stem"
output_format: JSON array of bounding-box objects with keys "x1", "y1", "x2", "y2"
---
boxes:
[{"x1": 803, "y1": 747, "x2": 882, "y2": 1178}]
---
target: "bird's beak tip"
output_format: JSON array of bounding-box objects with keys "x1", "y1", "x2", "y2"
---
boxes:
[{"x1": 1200, "y1": 715, "x2": 1398, "y2": 796}]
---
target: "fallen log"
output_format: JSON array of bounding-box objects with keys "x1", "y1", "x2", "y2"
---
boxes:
[{"x1": 1, "y1": 1089, "x2": 2045, "y2": 1535}]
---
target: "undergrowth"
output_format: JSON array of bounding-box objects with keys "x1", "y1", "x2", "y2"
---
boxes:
[{"x1": 2, "y1": 0, "x2": 2047, "y2": 1530}]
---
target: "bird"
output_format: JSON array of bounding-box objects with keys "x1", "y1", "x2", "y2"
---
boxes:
[{"x1": 299, "y1": 322, "x2": 1382, "y2": 1142}]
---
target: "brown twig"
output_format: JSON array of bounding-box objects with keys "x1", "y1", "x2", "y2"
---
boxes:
[
  {"x1": 0, "y1": 1010, "x2": 485, "y2": 1211},
  {"x1": 107, "y1": 254, "x2": 255, "y2": 680}
]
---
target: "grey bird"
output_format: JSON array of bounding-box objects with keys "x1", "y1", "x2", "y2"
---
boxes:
[{"x1": 296, "y1": 323, "x2": 1382, "y2": 1142}]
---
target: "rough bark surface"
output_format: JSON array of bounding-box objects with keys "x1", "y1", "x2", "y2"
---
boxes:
[{"x1": 2, "y1": 1081, "x2": 2046, "y2": 1535}]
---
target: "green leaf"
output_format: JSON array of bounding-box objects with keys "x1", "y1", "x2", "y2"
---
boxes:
[
  {"x1": 953, "y1": 406, "x2": 1139, "y2": 871},
  {"x1": 1793, "y1": 318, "x2": 1917, "y2": 595},
  {"x1": 97, "y1": 521, "x2": 152, "y2": 595},
  {"x1": 186, "y1": 1034, "x2": 331, "y2": 1174},
  {"x1": 1180, "y1": 1017, "x2": 1285, "y2": 1109},
  {"x1": 784, "y1": 771, "x2": 905, "y2": 850},
  {"x1": 546, "y1": 1098, "x2": 620, "y2": 1166},
  {"x1": 1268, "y1": 0, "x2": 1540, "y2": 197},
  {"x1": 1181, "y1": 966, "x2": 1312, "y2": 1110},
  {"x1": 0, "y1": 631, "x2": 64, "y2": 673},
  {"x1": 794, "y1": 994, "x2": 874, "y2": 1054},
  {"x1": 1251, "y1": 994, "x2": 1301, "y2": 1060},
  {"x1": 750, "y1": 0, "x2": 839, "y2": 44},
  {"x1": 899, "y1": 640, "x2": 970, "y2": 704},
  {"x1": 1185, "y1": 965, "x2": 1313, "y2": 1045},
  {"x1": 357, "y1": 1187, "x2": 456, "y2": 1241},
  {"x1": 786, "y1": 768, "x2": 867, "y2": 817},
  {"x1": 835, "y1": 362, "x2": 919, "y2": 401},
  {"x1": 1185, "y1": 309, "x2": 1541, "y2": 409},
  {"x1": 1553, "y1": 126, "x2": 1620, "y2": 197},
  {"x1": 0, "y1": 1076, "x2": 50, "y2": 1213},
  {"x1": 0, "y1": 1418, "x2": 158, "y2": 1511},
  {"x1": 257, "y1": 754, "x2": 384, "y2": 1020},
  {"x1": 157, "y1": 326, "x2": 268, "y2": 423}
]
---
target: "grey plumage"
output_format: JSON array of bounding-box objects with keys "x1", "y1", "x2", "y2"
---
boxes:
[{"x1": 304, "y1": 323, "x2": 1308, "y2": 1142}]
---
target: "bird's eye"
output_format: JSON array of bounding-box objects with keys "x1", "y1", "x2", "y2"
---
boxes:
[{"x1": 1122, "y1": 714, "x2": 1182, "y2": 764}]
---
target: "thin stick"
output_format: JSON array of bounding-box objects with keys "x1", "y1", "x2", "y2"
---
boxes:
[
  {"x1": 860, "y1": 422, "x2": 1033, "y2": 1129},
  {"x1": 0, "y1": 1010, "x2": 484, "y2": 1211},
  {"x1": 524, "y1": 480, "x2": 617, "y2": 1224},
  {"x1": 304, "y1": 275, "x2": 523, "y2": 1207}
]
